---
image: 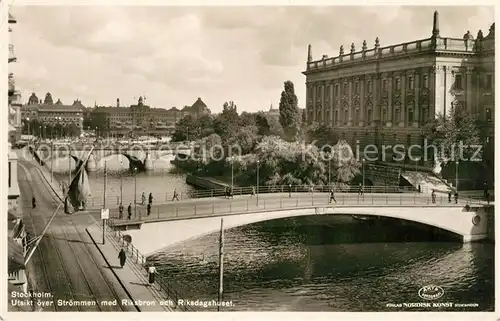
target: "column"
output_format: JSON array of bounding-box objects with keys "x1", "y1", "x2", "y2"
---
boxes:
[
  {"x1": 373, "y1": 74, "x2": 380, "y2": 126},
  {"x1": 312, "y1": 82, "x2": 317, "y2": 122},
  {"x1": 387, "y1": 74, "x2": 393, "y2": 127},
  {"x1": 413, "y1": 71, "x2": 420, "y2": 127},
  {"x1": 400, "y1": 71, "x2": 406, "y2": 127},
  {"x1": 466, "y1": 67, "x2": 473, "y2": 113},
  {"x1": 347, "y1": 78, "x2": 353, "y2": 126},
  {"x1": 329, "y1": 81, "x2": 334, "y2": 126},
  {"x1": 359, "y1": 76, "x2": 365, "y2": 127},
  {"x1": 320, "y1": 81, "x2": 325, "y2": 124},
  {"x1": 430, "y1": 65, "x2": 439, "y2": 118}
]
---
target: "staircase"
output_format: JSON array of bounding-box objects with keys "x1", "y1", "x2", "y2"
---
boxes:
[{"x1": 401, "y1": 171, "x2": 454, "y2": 194}]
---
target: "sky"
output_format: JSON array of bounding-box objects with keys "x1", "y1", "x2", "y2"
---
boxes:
[{"x1": 9, "y1": 5, "x2": 494, "y2": 113}]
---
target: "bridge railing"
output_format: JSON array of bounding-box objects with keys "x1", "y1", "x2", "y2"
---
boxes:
[
  {"x1": 102, "y1": 220, "x2": 197, "y2": 311},
  {"x1": 104, "y1": 193, "x2": 488, "y2": 223},
  {"x1": 88, "y1": 185, "x2": 419, "y2": 208}
]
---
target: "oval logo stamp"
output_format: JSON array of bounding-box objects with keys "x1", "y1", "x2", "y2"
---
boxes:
[{"x1": 418, "y1": 285, "x2": 445, "y2": 300}]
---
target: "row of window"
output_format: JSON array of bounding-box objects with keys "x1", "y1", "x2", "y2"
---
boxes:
[
  {"x1": 312, "y1": 73, "x2": 493, "y2": 99},
  {"x1": 315, "y1": 106, "x2": 420, "y2": 125}
]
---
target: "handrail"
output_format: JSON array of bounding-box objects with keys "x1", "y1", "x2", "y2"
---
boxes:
[
  {"x1": 89, "y1": 184, "x2": 424, "y2": 207},
  {"x1": 105, "y1": 194, "x2": 489, "y2": 225},
  {"x1": 103, "y1": 220, "x2": 196, "y2": 311}
]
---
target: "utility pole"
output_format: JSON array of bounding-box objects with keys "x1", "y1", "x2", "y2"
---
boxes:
[
  {"x1": 217, "y1": 218, "x2": 224, "y2": 312},
  {"x1": 103, "y1": 161, "x2": 107, "y2": 244},
  {"x1": 256, "y1": 160, "x2": 260, "y2": 206},
  {"x1": 50, "y1": 141, "x2": 54, "y2": 183}
]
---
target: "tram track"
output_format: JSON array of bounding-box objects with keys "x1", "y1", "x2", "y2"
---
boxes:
[{"x1": 18, "y1": 161, "x2": 131, "y2": 312}]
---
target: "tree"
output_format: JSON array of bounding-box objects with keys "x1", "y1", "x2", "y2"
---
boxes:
[
  {"x1": 429, "y1": 106, "x2": 482, "y2": 162},
  {"x1": 171, "y1": 115, "x2": 198, "y2": 142},
  {"x1": 278, "y1": 81, "x2": 299, "y2": 141},
  {"x1": 213, "y1": 101, "x2": 240, "y2": 143},
  {"x1": 305, "y1": 124, "x2": 339, "y2": 151},
  {"x1": 255, "y1": 112, "x2": 271, "y2": 136},
  {"x1": 239, "y1": 112, "x2": 257, "y2": 127}
]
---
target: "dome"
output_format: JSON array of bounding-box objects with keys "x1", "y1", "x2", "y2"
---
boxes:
[
  {"x1": 44, "y1": 92, "x2": 54, "y2": 104},
  {"x1": 28, "y1": 92, "x2": 39, "y2": 105}
]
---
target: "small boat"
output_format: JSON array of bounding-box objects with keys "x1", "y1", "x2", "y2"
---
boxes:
[{"x1": 351, "y1": 214, "x2": 376, "y2": 221}]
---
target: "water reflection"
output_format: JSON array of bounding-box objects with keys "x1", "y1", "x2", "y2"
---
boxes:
[{"x1": 152, "y1": 215, "x2": 494, "y2": 311}]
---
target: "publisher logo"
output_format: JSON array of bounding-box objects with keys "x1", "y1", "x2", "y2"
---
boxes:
[{"x1": 418, "y1": 285, "x2": 445, "y2": 300}]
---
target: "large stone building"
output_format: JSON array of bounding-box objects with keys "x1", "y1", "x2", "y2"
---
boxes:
[
  {"x1": 21, "y1": 92, "x2": 85, "y2": 137},
  {"x1": 303, "y1": 11, "x2": 494, "y2": 166},
  {"x1": 90, "y1": 96, "x2": 210, "y2": 137},
  {"x1": 7, "y1": 11, "x2": 28, "y2": 298}
]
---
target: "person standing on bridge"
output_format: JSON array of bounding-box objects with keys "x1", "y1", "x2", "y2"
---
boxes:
[
  {"x1": 141, "y1": 192, "x2": 146, "y2": 205},
  {"x1": 148, "y1": 192, "x2": 153, "y2": 205},
  {"x1": 32, "y1": 196, "x2": 36, "y2": 209},
  {"x1": 127, "y1": 203, "x2": 132, "y2": 220},
  {"x1": 329, "y1": 188, "x2": 337, "y2": 204},
  {"x1": 454, "y1": 191, "x2": 459, "y2": 204},
  {"x1": 172, "y1": 189, "x2": 180, "y2": 201},
  {"x1": 118, "y1": 248, "x2": 127, "y2": 268},
  {"x1": 431, "y1": 190, "x2": 436, "y2": 204},
  {"x1": 251, "y1": 186, "x2": 255, "y2": 197},
  {"x1": 357, "y1": 183, "x2": 364, "y2": 196},
  {"x1": 448, "y1": 192, "x2": 452, "y2": 203},
  {"x1": 119, "y1": 203, "x2": 124, "y2": 219},
  {"x1": 147, "y1": 265, "x2": 157, "y2": 285}
]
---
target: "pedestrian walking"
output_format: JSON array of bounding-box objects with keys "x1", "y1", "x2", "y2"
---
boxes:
[
  {"x1": 358, "y1": 183, "x2": 364, "y2": 196},
  {"x1": 329, "y1": 189, "x2": 337, "y2": 204},
  {"x1": 148, "y1": 265, "x2": 157, "y2": 285},
  {"x1": 454, "y1": 192, "x2": 459, "y2": 204},
  {"x1": 118, "y1": 248, "x2": 127, "y2": 268},
  {"x1": 147, "y1": 203, "x2": 151, "y2": 216},
  {"x1": 127, "y1": 203, "x2": 132, "y2": 220},
  {"x1": 172, "y1": 189, "x2": 179, "y2": 201},
  {"x1": 251, "y1": 186, "x2": 255, "y2": 197},
  {"x1": 119, "y1": 203, "x2": 124, "y2": 219},
  {"x1": 448, "y1": 192, "x2": 452, "y2": 203},
  {"x1": 32, "y1": 197, "x2": 36, "y2": 209},
  {"x1": 418, "y1": 185, "x2": 421, "y2": 193},
  {"x1": 288, "y1": 184, "x2": 292, "y2": 198},
  {"x1": 148, "y1": 192, "x2": 153, "y2": 205},
  {"x1": 141, "y1": 192, "x2": 146, "y2": 205},
  {"x1": 431, "y1": 190, "x2": 436, "y2": 204}
]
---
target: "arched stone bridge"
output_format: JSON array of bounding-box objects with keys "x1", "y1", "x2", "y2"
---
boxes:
[
  {"x1": 32, "y1": 144, "x2": 191, "y2": 172},
  {"x1": 110, "y1": 197, "x2": 492, "y2": 256}
]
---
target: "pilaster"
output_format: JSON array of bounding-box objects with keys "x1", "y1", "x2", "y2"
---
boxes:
[
  {"x1": 431, "y1": 65, "x2": 442, "y2": 118},
  {"x1": 359, "y1": 76, "x2": 365, "y2": 127},
  {"x1": 399, "y1": 71, "x2": 406, "y2": 127},
  {"x1": 312, "y1": 82, "x2": 317, "y2": 122},
  {"x1": 347, "y1": 78, "x2": 353, "y2": 126},
  {"x1": 413, "y1": 71, "x2": 420, "y2": 128},
  {"x1": 320, "y1": 81, "x2": 326, "y2": 124},
  {"x1": 329, "y1": 81, "x2": 334, "y2": 126},
  {"x1": 466, "y1": 67, "x2": 473, "y2": 113},
  {"x1": 387, "y1": 74, "x2": 393, "y2": 127}
]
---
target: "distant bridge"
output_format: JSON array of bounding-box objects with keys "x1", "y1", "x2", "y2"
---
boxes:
[
  {"x1": 31, "y1": 143, "x2": 191, "y2": 172},
  {"x1": 99, "y1": 193, "x2": 493, "y2": 256}
]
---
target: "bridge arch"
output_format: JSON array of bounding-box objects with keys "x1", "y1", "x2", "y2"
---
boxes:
[{"x1": 123, "y1": 206, "x2": 489, "y2": 256}]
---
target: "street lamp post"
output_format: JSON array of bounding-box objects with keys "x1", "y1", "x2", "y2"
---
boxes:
[
  {"x1": 26, "y1": 117, "x2": 30, "y2": 137},
  {"x1": 231, "y1": 156, "x2": 234, "y2": 191},
  {"x1": 328, "y1": 154, "x2": 332, "y2": 188},
  {"x1": 134, "y1": 167, "x2": 138, "y2": 218},
  {"x1": 256, "y1": 160, "x2": 260, "y2": 206},
  {"x1": 455, "y1": 160, "x2": 459, "y2": 192},
  {"x1": 120, "y1": 160, "x2": 123, "y2": 204},
  {"x1": 362, "y1": 158, "x2": 366, "y2": 192}
]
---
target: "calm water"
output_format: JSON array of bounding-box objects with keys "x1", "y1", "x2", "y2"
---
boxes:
[
  {"x1": 150, "y1": 216, "x2": 495, "y2": 312},
  {"x1": 49, "y1": 154, "x2": 494, "y2": 311}
]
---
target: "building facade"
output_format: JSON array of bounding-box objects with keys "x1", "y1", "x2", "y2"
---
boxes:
[
  {"x1": 7, "y1": 11, "x2": 27, "y2": 296},
  {"x1": 90, "y1": 96, "x2": 211, "y2": 137},
  {"x1": 21, "y1": 92, "x2": 85, "y2": 137},
  {"x1": 303, "y1": 11, "x2": 494, "y2": 164}
]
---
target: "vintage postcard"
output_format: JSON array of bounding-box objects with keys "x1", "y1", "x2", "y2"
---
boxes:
[{"x1": 3, "y1": 2, "x2": 496, "y2": 319}]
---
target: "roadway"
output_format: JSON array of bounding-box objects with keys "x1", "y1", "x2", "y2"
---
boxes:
[
  {"x1": 97, "y1": 191, "x2": 475, "y2": 226},
  {"x1": 17, "y1": 160, "x2": 137, "y2": 312}
]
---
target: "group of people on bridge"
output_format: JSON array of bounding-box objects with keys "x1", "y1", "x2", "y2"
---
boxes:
[{"x1": 118, "y1": 192, "x2": 154, "y2": 219}]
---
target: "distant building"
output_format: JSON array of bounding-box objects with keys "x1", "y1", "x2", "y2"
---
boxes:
[
  {"x1": 90, "y1": 96, "x2": 211, "y2": 137},
  {"x1": 21, "y1": 92, "x2": 84, "y2": 137},
  {"x1": 303, "y1": 11, "x2": 494, "y2": 166}
]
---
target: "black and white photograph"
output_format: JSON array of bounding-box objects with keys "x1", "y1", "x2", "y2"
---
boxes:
[{"x1": 4, "y1": 3, "x2": 496, "y2": 315}]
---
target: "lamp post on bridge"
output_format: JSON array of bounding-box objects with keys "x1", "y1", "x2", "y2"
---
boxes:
[
  {"x1": 120, "y1": 160, "x2": 123, "y2": 205},
  {"x1": 134, "y1": 166, "x2": 138, "y2": 219},
  {"x1": 256, "y1": 159, "x2": 260, "y2": 206},
  {"x1": 26, "y1": 117, "x2": 30, "y2": 137},
  {"x1": 362, "y1": 158, "x2": 366, "y2": 192},
  {"x1": 231, "y1": 156, "x2": 235, "y2": 192},
  {"x1": 455, "y1": 160, "x2": 459, "y2": 193},
  {"x1": 328, "y1": 153, "x2": 332, "y2": 188}
]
